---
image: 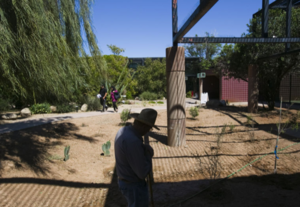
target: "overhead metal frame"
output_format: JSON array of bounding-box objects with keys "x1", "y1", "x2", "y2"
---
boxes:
[
  {"x1": 253, "y1": 0, "x2": 300, "y2": 16},
  {"x1": 172, "y1": 0, "x2": 218, "y2": 46},
  {"x1": 172, "y1": 0, "x2": 300, "y2": 60},
  {"x1": 178, "y1": 37, "x2": 300, "y2": 44}
]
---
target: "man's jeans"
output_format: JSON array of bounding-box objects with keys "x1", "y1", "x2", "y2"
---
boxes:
[
  {"x1": 100, "y1": 98, "x2": 106, "y2": 112},
  {"x1": 118, "y1": 179, "x2": 149, "y2": 207}
]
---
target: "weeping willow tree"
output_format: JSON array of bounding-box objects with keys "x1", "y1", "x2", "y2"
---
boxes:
[{"x1": 0, "y1": 0, "x2": 106, "y2": 104}]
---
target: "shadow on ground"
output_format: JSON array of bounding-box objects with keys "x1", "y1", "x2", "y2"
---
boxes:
[{"x1": 0, "y1": 122, "x2": 97, "y2": 176}]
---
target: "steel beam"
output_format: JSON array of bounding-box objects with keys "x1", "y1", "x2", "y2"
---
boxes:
[
  {"x1": 286, "y1": 0, "x2": 292, "y2": 51},
  {"x1": 179, "y1": 37, "x2": 300, "y2": 43},
  {"x1": 172, "y1": 0, "x2": 178, "y2": 46},
  {"x1": 262, "y1": 0, "x2": 269, "y2": 38},
  {"x1": 253, "y1": 0, "x2": 284, "y2": 17},
  {"x1": 253, "y1": 0, "x2": 300, "y2": 17},
  {"x1": 173, "y1": 0, "x2": 218, "y2": 44},
  {"x1": 258, "y1": 48, "x2": 300, "y2": 60}
]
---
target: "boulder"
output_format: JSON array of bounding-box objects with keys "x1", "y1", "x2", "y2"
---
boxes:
[
  {"x1": 135, "y1": 97, "x2": 139, "y2": 100},
  {"x1": 21, "y1": 108, "x2": 31, "y2": 117},
  {"x1": 81, "y1": 104, "x2": 88, "y2": 112},
  {"x1": 206, "y1": 100, "x2": 222, "y2": 108},
  {"x1": 50, "y1": 106, "x2": 57, "y2": 112},
  {"x1": 1, "y1": 113, "x2": 17, "y2": 120}
]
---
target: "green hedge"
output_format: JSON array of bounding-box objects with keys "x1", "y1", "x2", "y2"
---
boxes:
[{"x1": 140, "y1": 91, "x2": 157, "y2": 100}]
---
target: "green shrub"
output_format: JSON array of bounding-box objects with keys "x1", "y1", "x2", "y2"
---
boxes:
[
  {"x1": 140, "y1": 91, "x2": 157, "y2": 100},
  {"x1": 56, "y1": 104, "x2": 75, "y2": 113},
  {"x1": 157, "y1": 101, "x2": 164, "y2": 104},
  {"x1": 186, "y1": 91, "x2": 192, "y2": 98},
  {"x1": 120, "y1": 109, "x2": 131, "y2": 124},
  {"x1": 0, "y1": 98, "x2": 11, "y2": 112},
  {"x1": 86, "y1": 96, "x2": 101, "y2": 111},
  {"x1": 30, "y1": 103, "x2": 51, "y2": 114},
  {"x1": 189, "y1": 107, "x2": 199, "y2": 119},
  {"x1": 149, "y1": 101, "x2": 156, "y2": 104},
  {"x1": 126, "y1": 91, "x2": 133, "y2": 99}
]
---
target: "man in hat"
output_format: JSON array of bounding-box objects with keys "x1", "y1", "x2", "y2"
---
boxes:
[
  {"x1": 114, "y1": 108, "x2": 159, "y2": 207},
  {"x1": 99, "y1": 84, "x2": 108, "y2": 112}
]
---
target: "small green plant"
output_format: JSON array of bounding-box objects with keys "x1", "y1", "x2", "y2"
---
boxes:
[
  {"x1": 140, "y1": 91, "x2": 158, "y2": 100},
  {"x1": 248, "y1": 129, "x2": 255, "y2": 142},
  {"x1": 189, "y1": 107, "x2": 199, "y2": 119},
  {"x1": 102, "y1": 141, "x2": 111, "y2": 156},
  {"x1": 157, "y1": 101, "x2": 164, "y2": 104},
  {"x1": 215, "y1": 125, "x2": 226, "y2": 148},
  {"x1": 81, "y1": 123, "x2": 88, "y2": 127},
  {"x1": 186, "y1": 91, "x2": 192, "y2": 98},
  {"x1": 142, "y1": 101, "x2": 147, "y2": 107},
  {"x1": 120, "y1": 109, "x2": 131, "y2": 124},
  {"x1": 203, "y1": 145, "x2": 223, "y2": 181},
  {"x1": 148, "y1": 101, "x2": 156, "y2": 104},
  {"x1": 30, "y1": 103, "x2": 52, "y2": 114},
  {"x1": 246, "y1": 115, "x2": 252, "y2": 125},
  {"x1": 229, "y1": 123, "x2": 235, "y2": 132},
  {"x1": 64, "y1": 146, "x2": 70, "y2": 161}
]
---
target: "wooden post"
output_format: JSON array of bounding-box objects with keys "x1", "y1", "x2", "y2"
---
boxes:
[
  {"x1": 166, "y1": 46, "x2": 186, "y2": 147},
  {"x1": 248, "y1": 64, "x2": 259, "y2": 113},
  {"x1": 199, "y1": 78, "x2": 203, "y2": 101}
]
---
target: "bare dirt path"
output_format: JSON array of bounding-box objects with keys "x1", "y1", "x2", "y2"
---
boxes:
[{"x1": 1, "y1": 105, "x2": 300, "y2": 207}]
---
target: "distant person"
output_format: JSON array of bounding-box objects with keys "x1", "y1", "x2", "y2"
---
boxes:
[
  {"x1": 110, "y1": 86, "x2": 119, "y2": 112},
  {"x1": 99, "y1": 84, "x2": 108, "y2": 112},
  {"x1": 114, "y1": 109, "x2": 159, "y2": 207}
]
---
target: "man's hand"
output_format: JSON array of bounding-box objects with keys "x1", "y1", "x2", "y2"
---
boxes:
[{"x1": 144, "y1": 145, "x2": 154, "y2": 157}]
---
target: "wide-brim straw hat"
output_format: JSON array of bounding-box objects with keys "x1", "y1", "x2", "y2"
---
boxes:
[{"x1": 130, "y1": 108, "x2": 159, "y2": 130}]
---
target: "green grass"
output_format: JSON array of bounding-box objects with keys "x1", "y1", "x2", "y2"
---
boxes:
[{"x1": 157, "y1": 101, "x2": 164, "y2": 104}]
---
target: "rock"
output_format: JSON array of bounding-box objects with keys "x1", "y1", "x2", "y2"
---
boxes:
[
  {"x1": 129, "y1": 101, "x2": 134, "y2": 105},
  {"x1": 81, "y1": 104, "x2": 88, "y2": 112},
  {"x1": 50, "y1": 106, "x2": 57, "y2": 112},
  {"x1": 220, "y1": 100, "x2": 227, "y2": 106},
  {"x1": 206, "y1": 100, "x2": 222, "y2": 108},
  {"x1": 21, "y1": 108, "x2": 31, "y2": 118},
  {"x1": 1, "y1": 113, "x2": 17, "y2": 120},
  {"x1": 135, "y1": 97, "x2": 139, "y2": 100}
]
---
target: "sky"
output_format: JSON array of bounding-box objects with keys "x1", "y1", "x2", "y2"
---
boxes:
[{"x1": 91, "y1": 0, "x2": 276, "y2": 57}]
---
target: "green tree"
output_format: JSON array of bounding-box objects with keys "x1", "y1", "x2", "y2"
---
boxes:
[
  {"x1": 215, "y1": 8, "x2": 300, "y2": 110},
  {"x1": 135, "y1": 58, "x2": 166, "y2": 97},
  {"x1": 104, "y1": 45, "x2": 135, "y2": 96},
  {"x1": 184, "y1": 32, "x2": 221, "y2": 93},
  {"x1": 0, "y1": 0, "x2": 105, "y2": 105}
]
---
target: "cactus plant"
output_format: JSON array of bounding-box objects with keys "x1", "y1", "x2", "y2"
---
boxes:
[
  {"x1": 102, "y1": 141, "x2": 111, "y2": 156},
  {"x1": 64, "y1": 145, "x2": 70, "y2": 161}
]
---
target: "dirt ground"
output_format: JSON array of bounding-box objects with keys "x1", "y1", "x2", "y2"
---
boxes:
[{"x1": 1, "y1": 105, "x2": 300, "y2": 207}]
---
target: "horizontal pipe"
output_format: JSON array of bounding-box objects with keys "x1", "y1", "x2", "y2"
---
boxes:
[{"x1": 179, "y1": 37, "x2": 300, "y2": 43}]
